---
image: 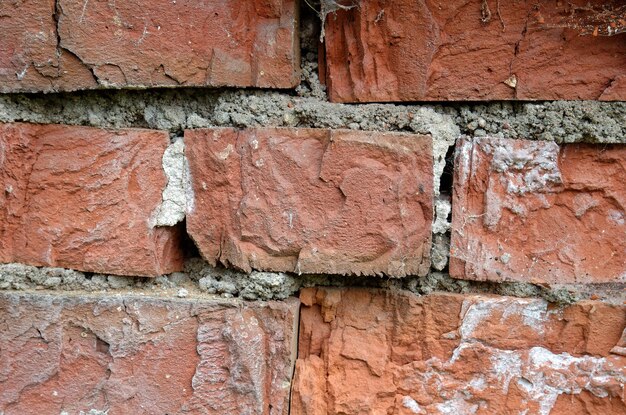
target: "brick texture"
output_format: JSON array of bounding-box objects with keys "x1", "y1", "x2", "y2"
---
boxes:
[
  {"x1": 291, "y1": 288, "x2": 626, "y2": 415},
  {"x1": 0, "y1": 0, "x2": 299, "y2": 93},
  {"x1": 324, "y1": 0, "x2": 626, "y2": 102},
  {"x1": 0, "y1": 292, "x2": 299, "y2": 415},
  {"x1": 450, "y1": 137, "x2": 626, "y2": 284},
  {"x1": 0, "y1": 123, "x2": 183, "y2": 276},
  {"x1": 185, "y1": 128, "x2": 433, "y2": 277}
]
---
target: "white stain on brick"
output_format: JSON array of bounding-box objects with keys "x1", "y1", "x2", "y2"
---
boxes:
[
  {"x1": 490, "y1": 350, "x2": 522, "y2": 393},
  {"x1": 444, "y1": 297, "x2": 625, "y2": 415},
  {"x1": 517, "y1": 347, "x2": 622, "y2": 415},
  {"x1": 484, "y1": 139, "x2": 562, "y2": 195},
  {"x1": 402, "y1": 396, "x2": 423, "y2": 414},
  {"x1": 436, "y1": 393, "x2": 478, "y2": 415},
  {"x1": 455, "y1": 137, "x2": 475, "y2": 189},
  {"x1": 457, "y1": 296, "x2": 549, "y2": 341}
]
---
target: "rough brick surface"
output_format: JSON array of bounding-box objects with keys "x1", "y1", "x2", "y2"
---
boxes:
[
  {"x1": 0, "y1": 0, "x2": 299, "y2": 92},
  {"x1": 450, "y1": 137, "x2": 625, "y2": 284},
  {"x1": 186, "y1": 128, "x2": 433, "y2": 277},
  {"x1": 291, "y1": 288, "x2": 626, "y2": 415},
  {"x1": 0, "y1": 123, "x2": 183, "y2": 276},
  {"x1": 0, "y1": 292, "x2": 299, "y2": 415},
  {"x1": 324, "y1": 0, "x2": 626, "y2": 102}
]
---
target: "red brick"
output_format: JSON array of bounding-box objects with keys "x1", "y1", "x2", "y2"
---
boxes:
[
  {"x1": 324, "y1": 0, "x2": 626, "y2": 102},
  {"x1": 0, "y1": 291, "x2": 299, "y2": 415},
  {"x1": 291, "y1": 288, "x2": 626, "y2": 415},
  {"x1": 185, "y1": 128, "x2": 433, "y2": 277},
  {"x1": 0, "y1": 123, "x2": 183, "y2": 276},
  {"x1": 450, "y1": 137, "x2": 626, "y2": 284},
  {"x1": 0, "y1": 0, "x2": 299, "y2": 93}
]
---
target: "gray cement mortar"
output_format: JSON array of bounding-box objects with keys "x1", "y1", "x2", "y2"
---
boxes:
[
  {"x1": 1, "y1": 261, "x2": 624, "y2": 306},
  {"x1": 2, "y1": 91, "x2": 624, "y2": 144}
]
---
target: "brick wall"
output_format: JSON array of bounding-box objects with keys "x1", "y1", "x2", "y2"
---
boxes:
[{"x1": 0, "y1": 1, "x2": 624, "y2": 414}]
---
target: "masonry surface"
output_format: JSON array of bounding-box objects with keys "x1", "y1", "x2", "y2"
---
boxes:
[{"x1": 0, "y1": 1, "x2": 625, "y2": 414}]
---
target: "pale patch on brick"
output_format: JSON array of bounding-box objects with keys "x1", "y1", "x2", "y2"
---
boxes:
[{"x1": 153, "y1": 138, "x2": 191, "y2": 227}]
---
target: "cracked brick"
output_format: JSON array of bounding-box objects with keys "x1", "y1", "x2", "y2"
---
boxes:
[
  {"x1": 0, "y1": 0, "x2": 299, "y2": 92},
  {"x1": 0, "y1": 291, "x2": 299, "y2": 415}
]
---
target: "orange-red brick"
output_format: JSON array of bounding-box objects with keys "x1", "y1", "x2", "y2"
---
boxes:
[
  {"x1": 291, "y1": 288, "x2": 626, "y2": 414},
  {"x1": 0, "y1": 123, "x2": 183, "y2": 276},
  {"x1": 0, "y1": 292, "x2": 299, "y2": 414},
  {"x1": 185, "y1": 128, "x2": 433, "y2": 277},
  {"x1": 450, "y1": 137, "x2": 626, "y2": 284},
  {"x1": 0, "y1": 0, "x2": 299, "y2": 93}
]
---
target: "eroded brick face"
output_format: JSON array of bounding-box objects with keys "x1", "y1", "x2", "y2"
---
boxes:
[
  {"x1": 0, "y1": 0, "x2": 299, "y2": 92},
  {"x1": 185, "y1": 128, "x2": 433, "y2": 277},
  {"x1": 324, "y1": 0, "x2": 626, "y2": 102},
  {"x1": 450, "y1": 137, "x2": 626, "y2": 284},
  {"x1": 0, "y1": 123, "x2": 183, "y2": 276},
  {"x1": 291, "y1": 288, "x2": 626, "y2": 415},
  {"x1": 0, "y1": 292, "x2": 299, "y2": 415}
]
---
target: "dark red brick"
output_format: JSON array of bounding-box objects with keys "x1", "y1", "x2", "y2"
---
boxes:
[{"x1": 324, "y1": 0, "x2": 626, "y2": 102}]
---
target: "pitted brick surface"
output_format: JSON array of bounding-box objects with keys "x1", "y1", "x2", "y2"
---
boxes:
[
  {"x1": 291, "y1": 288, "x2": 626, "y2": 415},
  {"x1": 0, "y1": 292, "x2": 299, "y2": 415},
  {"x1": 186, "y1": 128, "x2": 433, "y2": 277},
  {"x1": 0, "y1": 0, "x2": 299, "y2": 92},
  {"x1": 450, "y1": 137, "x2": 626, "y2": 284},
  {"x1": 0, "y1": 122, "x2": 183, "y2": 276}
]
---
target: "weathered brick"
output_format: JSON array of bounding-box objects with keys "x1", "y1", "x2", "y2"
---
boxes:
[
  {"x1": 0, "y1": 291, "x2": 299, "y2": 415},
  {"x1": 450, "y1": 137, "x2": 625, "y2": 284},
  {"x1": 0, "y1": 123, "x2": 183, "y2": 276},
  {"x1": 0, "y1": 0, "x2": 299, "y2": 93},
  {"x1": 291, "y1": 288, "x2": 626, "y2": 415},
  {"x1": 324, "y1": 0, "x2": 626, "y2": 102},
  {"x1": 185, "y1": 128, "x2": 433, "y2": 277}
]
